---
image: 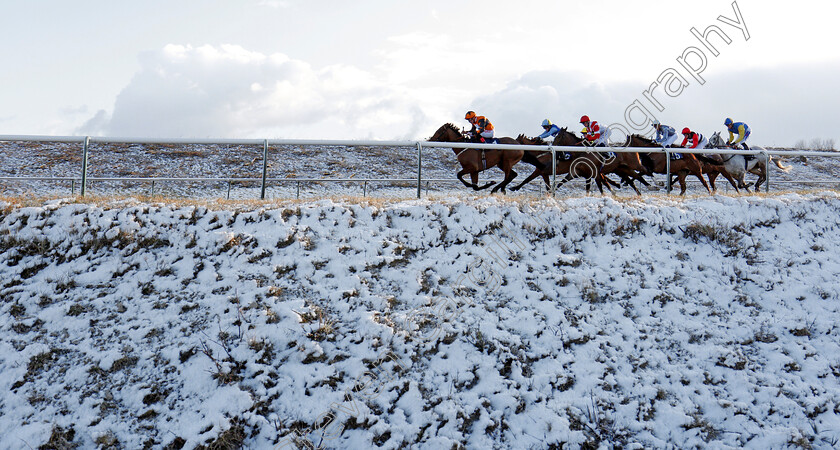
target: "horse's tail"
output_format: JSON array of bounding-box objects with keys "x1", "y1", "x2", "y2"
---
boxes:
[
  {"x1": 773, "y1": 158, "x2": 792, "y2": 172},
  {"x1": 640, "y1": 153, "x2": 655, "y2": 175}
]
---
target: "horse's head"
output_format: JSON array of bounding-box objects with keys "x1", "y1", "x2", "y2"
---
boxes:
[
  {"x1": 629, "y1": 134, "x2": 657, "y2": 147},
  {"x1": 516, "y1": 134, "x2": 544, "y2": 145},
  {"x1": 709, "y1": 131, "x2": 724, "y2": 148},
  {"x1": 429, "y1": 123, "x2": 466, "y2": 143},
  {"x1": 553, "y1": 127, "x2": 583, "y2": 146}
]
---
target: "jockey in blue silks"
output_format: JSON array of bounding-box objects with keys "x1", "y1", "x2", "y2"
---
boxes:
[
  {"x1": 652, "y1": 120, "x2": 678, "y2": 148},
  {"x1": 537, "y1": 119, "x2": 562, "y2": 139},
  {"x1": 725, "y1": 117, "x2": 751, "y2": 150},
  {"x1": 537, "y1": 119, "x2": 573, "y2": 160}
]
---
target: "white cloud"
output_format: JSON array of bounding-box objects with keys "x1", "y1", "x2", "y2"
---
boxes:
[
  {"x1": 75, "y1": 38, "x2": 839, "y2": 146},
  {"x1": 256, "y1": 0, "x2": 291, "y2": 9},
  {"x1": 476, "y1": 62, "x2": 840, "y2": 147},
  {"x1": 79, "y1": 44, "x2": 437, "y2": 139}
]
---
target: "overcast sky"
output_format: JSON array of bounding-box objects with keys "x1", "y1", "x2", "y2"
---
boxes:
[{"x1": 1, "y1": 0, "x2": 837, "y2": 146}]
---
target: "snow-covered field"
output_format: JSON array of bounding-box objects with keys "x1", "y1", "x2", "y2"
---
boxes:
[
  {"x1": 1, "y1": 140, "x2": 838, "y2": 199},
  {"x1": 2, "y1": 193, "x2": 840, "y2": 449}
]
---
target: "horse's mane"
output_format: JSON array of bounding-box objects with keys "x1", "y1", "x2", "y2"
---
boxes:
[
  {"x1": 443, "y1": 123, "x2": 460, "y2": 132},
  {"x1": 631, "y1": 134, "x2": 655, "y2": 144}
]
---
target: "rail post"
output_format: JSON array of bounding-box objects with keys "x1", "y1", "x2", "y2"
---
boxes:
[
  {"x1": 227, "y1": 180, "x2": 232, "y2": 199},
  {"x1": 71, "y1": 179, "x2": 75, "y2": 195},
  {"x1": 296, "y1": 181, "x2": 300, "y2": 199},
  {"x1": 665, "y1": 150, "x2": 671, "y2": 194},
  {"x1": 80, "y1": 136, "x2": 90, "y2": 197},
  {"x1": 150, "y1": 180, "x2": 155, "y2": 196},
  {"x1": 762, "y1": 149, "x2": 770, "y2": 192},
  {"x1": 416, "y1": 142, "x2": 422, "y2": 199},
  {"x1": 363, "y1": 180, "x2": 368, "y2": 197},
  {"x1": 550, "y1": 147, "x2": 556, "y2": 197},
  {"x1": 260, "y1": 140, "x2": 269, "y2": 199}
]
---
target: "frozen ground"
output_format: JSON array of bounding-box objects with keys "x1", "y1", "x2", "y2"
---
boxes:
[
  {"x1": 0, "y1": 140, "x2": 838, "y2": 200},
  {"x1": 1, "y1": 193, "x2": 840, "y2": 449}
]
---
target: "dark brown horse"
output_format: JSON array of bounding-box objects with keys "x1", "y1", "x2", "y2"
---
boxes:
[
  {"x1": 429, "y1": 123, "x2": 523, "y2": 194},
  {"x1": 509, "y1": 135, "x2": 605, "y2": 193},
  {"x1": 669, "y1": 153, "x2": 741, "y2": 193},
  {"x1": 510, "y1": 135, "x2": 596, "y2": 192},
  {"x1": 628, "y1": 135, "x2": 711, "y2": 195},
  {"x1": 553, "y1": 128, "x2": 653, "y2": 194}
]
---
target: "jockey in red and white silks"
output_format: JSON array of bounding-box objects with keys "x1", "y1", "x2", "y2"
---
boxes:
[
  {"x1": 680, "y1": 128, "x2": 708, "y2": 149},
  {"x1": 580, "y1": 115, "x2": 611, "y2": 146}
]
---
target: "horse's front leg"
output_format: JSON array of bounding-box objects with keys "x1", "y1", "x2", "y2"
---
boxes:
[
  {"x1": 457, "y1": 168, "x2": 475, "y2": 189},
  {"x1": 470, "y1": 171, "x2": 481, "y2": 191}
]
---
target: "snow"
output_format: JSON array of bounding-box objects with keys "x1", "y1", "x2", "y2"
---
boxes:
[
  {"x1": 2, "y1": 140, "x2": 838, "y2": 199},
  {"x1": 1, "y1": 193, "x2": 840, "y2": 448}
]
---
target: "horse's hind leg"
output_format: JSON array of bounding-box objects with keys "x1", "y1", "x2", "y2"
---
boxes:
[
  {"x1": 721, "y1": 170, "x2": 740, "y2": 192},
  {"x1": 754, "y1": 173, "x2": 766, "y2": 192},
  {"x1": 708, "y1": 172, "x2": 718, "y2": 192},
  {"x1": 677, "y1": 171, "x2": 690, "y2": 196},
  {"x1": 555, "y1": 174, "x2": 574, "y2": 191}
]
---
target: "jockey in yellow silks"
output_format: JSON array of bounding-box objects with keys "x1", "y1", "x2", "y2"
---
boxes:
[{"x1": 724, "y1": 118, "x2": 751, "y2": 150}]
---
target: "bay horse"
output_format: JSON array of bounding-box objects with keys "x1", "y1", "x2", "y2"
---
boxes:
[
  {"x1": 512, "y1": 131, "x2": 627, "y2": 195},
  {"x1": 628, "y1": 134, "x2": 711, "y2": 195},
  {"x1": 509, "y1": 135, "x2": 605, "y2": 193},
  {"x1": 552, "y1": 128, "x2": 652, "y2": 194},
  {"x1": 669, "y1": 153, "x2": 741, "y2": 193},
  {"x1": 708, "y1": 131, "x2": 791, "y2": 192},
  {"x1": 429, "y1": 123, "x2": 523, "y2": 194}
]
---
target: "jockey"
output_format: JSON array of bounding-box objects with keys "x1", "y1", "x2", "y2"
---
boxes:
[
  {"x1": 724, "y1": 117, "x2": 751, "y2": 150},
  {"x1": 580, "y1": 115, "x2": 611, "y2": 147},
  {"x1": 680, "y1": 127, "x2": 708, "y2": 149},
  {"x1": 537, "y1": 119, "x2": 573, "y2": 160},
  {"x1": 652, "y1": 120, "x2": 678, "y2": 148},
  {"x1": 537, "y1": 119, "x2": 562, "y2": 140},
  {"x1": 465, "y1": 111, "x2": 496, "y2": 143}
]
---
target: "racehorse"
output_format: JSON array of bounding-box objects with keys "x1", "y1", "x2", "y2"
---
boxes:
[
  {"x1": 429, "y1": 123, "x2": 524, "y2": 194},
  {"x1": 708, "y1": 132, "x2": 791, "y2": 192},
  {"x1": 628, "y1": 135, "x2": 712, "y2": 195},
  {"x1": 512, "y1": 130, "x2": 645, "y2": 195},
  {"x1": 509, "y1": 135, "x2": 605, "y2": 193},
  {"x1": 554, "y1": 128, "x2": 653, "y2": 193},
  {"x1": 670, "y1": 153, "x2": 741, "y2": 193}
]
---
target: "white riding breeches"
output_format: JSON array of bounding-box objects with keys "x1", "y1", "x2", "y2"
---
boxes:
[
  {"x1": 593, "y1": 127, "x2": 611, "y2": 146},
  {"x1": 480, "y1": 130, "x2": 494, "y2": 139},
  {"x1": 658, "y1": 134, "x2": 678, "y2": 147}
]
